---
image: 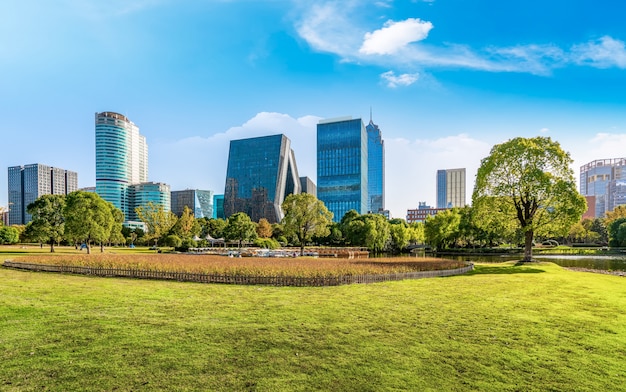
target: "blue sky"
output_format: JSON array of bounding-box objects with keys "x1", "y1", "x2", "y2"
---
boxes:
[{"x1": 2, "y1": 0, "x2": 626, "y2": 219}]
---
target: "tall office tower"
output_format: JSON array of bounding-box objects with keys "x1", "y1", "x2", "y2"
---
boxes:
[
  {"x1": 127, "y1": 182, "x2": 171, "y2": 222},
  {"x1": 366, "y1": 113, "x2": 384, "y2": 213},
  {"x1": 213, "y1": 194, "x2": 224, "y2": 219},
  {"x1": 224, "y1": 134, "x2": 300, "y2": 223},
  {"x1": 436, "y1": 168, "x2": 466, "y2": 209},
  {"x1": 171, "y1": 189, "x2": 214, "y2": 219},
  {"x1": 580, "y1": 158, "x2": 626, "y2": 217},
  {"x1": 7, "y1": 163, "x2": 78, "y2": 225},
  {"x1": 95, "y1": 111, "x2": 148, "y2": 221},
  {"x1": 317, "y1": 117, "x2": 368, "y2": 222}
]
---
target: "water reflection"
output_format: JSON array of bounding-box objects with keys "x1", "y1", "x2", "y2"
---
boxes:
[{"x1": 437, "y1": 254, "x2": 626, "y2": 271}]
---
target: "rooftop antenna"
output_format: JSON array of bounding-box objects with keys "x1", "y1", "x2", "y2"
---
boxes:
[{"x1": 369, "y1": 106, "x2": 373, "y2": 123}]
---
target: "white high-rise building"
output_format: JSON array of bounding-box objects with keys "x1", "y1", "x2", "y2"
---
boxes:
[
  {"x1": 436, "y1": 168, "x2": 466, "y2": 209},
  {"x1": 95, "y1": 112, "x2": 148, "y2": 221}
]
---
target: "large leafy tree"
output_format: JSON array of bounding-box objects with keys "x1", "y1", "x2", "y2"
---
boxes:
[
  {"x1": 172, "y1": 206, "x2": 201, "y2": 240},
  {"x1": 388, "y1": 219, "x2": 410, "y2": 253},
  {"x1": 340, "y1": 211, "x2": 390, "y2": 253},
  {"x1": 63, "y1": 191, "x2": 117, "y2": 254},
  {"x1": 281, "y1": 193, "x2": 333, "y2": 256},
  {"x1": 424, "y1": 208, "x2": 461, "y2": 250},
  {"x1": 135, "y1": 202, "x2": 178, "y2": 246},
  {"x1": 0, "y1": 226, "x2": 20, "y2": 244},
  {"x1": 26, "y1": 194, "x2": 66, "y2": 252},
  {"x1": 223, "y1": 212, "x2": 257, "y2": 248},
  {"x1": 198, "y1": 217, "x2": 227, "y2": 240},
  {"x1": 472, "y1": 137, "x2": 587, "y2": 261},
  {"x1": 256, "y1": 218, "x2": 273, "y2": 239}
]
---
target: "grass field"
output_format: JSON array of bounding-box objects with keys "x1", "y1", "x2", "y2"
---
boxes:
[{"x1": 1, "y1": 253, "x2": 625, "y2": 390}]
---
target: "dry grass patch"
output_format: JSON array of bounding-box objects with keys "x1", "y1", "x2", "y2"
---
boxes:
[{"x1": 11, "y1": 254, "x2": 465, "y2": 278}]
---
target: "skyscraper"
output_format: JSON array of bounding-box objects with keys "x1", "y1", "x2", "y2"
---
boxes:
[
  {"x1": 224, "y1": 134, "x2": 300, "y2": 223},
  {"x1": 317, "y1": 117, "x2": 368, "y2": 222},
  {"x1": 171, "y1": 189, "x2": 214, "y2": 219},
  {"x1": 127, "y1": 182, "x2": 171, "y2": 222},
  {"x1": 366, "y1": 113, "x2": 384, "y2": 213},
  {"x1": 436, "y1": 168, "x2": 466, "y2": 209},
  {"x1": 580, "y1": 158, "x2": 626, "y2": 217},
  {"x1": 95, "y1": 111, "x2": 148, "y2": 221},
  {"x1": 7, "y1": 163, "x2": 78, "y2": 225}
]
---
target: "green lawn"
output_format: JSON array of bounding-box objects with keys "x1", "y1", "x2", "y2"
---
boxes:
[{"x1": 1, "y1": 259, "x2": 625, "y2": 391}]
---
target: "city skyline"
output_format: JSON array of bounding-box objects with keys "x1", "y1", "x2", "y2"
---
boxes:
[{"x1": 2, "y1": 1, "x2": 626, "y2": 219}]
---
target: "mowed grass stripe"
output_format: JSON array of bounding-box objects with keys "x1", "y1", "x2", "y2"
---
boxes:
[{"x1": 1, "y1": 262, "x2": 625, "y2": 391}]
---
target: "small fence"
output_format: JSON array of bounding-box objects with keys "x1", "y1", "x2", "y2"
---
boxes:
[{"x1": 2, "y1": 261, "x2": 474, "y2": 287}]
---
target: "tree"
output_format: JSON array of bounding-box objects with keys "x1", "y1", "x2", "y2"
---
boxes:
[
  {"x1": 340, "y1": 212, "x2": 390, "y2": 253},
  {"x1": 135, "y1": 202, "x2": 178, "y2": 246},
  {"x1": 608, "y1": 217, "x2": 626, "y2": 247},
  {"x1": 256, "y1": 218, "x2": 273, "y2": 238},
  {"x1": 389, "y1": 220, "x2": 410, "y2": 253},
  {"x1": 407, "y1": 222, "x2": 425, "y2": 245},
  {"x1": 472, "y1": 137, "x2": 587, "y2": 261},
  {"x1": 199, "y1": 218, "x2": 227, "y2": 239},
  {"x1": 26, "y1": 194, "x2": 66, "y2": 252},
  {"x1": 107, "y1": 207, "x2": 125, "y2": 247},
  {"x1": 424, "y1": 209, "x2": 461, "y2": 250},
  {"x1": 63, "y1": 191, "x2": 117, "y2": 254},
  {"x1": 0, "y1": 226, "x2": 19, "y2": 244},
  {"x1": 281, "y1": 193, "x2": 333, "y2": 255},
  {"x1": 605, "y1": 205, "x2": 626, "y2": 227},
  {"x1": 172, "y1": 206, "x2": 201, "y2": 240},
  {"x1": 223, "y1": 212, "x2": 257, "y2": 247}
]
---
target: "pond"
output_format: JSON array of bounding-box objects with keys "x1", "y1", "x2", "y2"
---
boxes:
[{"x1": 437, "y1": 254, "x2": 626, "y2": 272}]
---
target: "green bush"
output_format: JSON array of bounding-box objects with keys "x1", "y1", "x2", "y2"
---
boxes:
[{"x1": 253, "y1": 238, "x2": 280, "y2": 249}]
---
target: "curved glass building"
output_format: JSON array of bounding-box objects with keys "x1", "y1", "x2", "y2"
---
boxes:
[{"x1": 95, "y1": 112, "x2": 148, "y2": 220}]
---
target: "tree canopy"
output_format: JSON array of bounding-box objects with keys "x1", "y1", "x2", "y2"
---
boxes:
[
  {"x1": 223, "y1": 212, "x2": 257, "y2": 247},
  {"x1": 63, "y1": 191, "x2": 119, "y2": 254},
  {"x1": 472, "y1": 136, "x2": 587, "y2": 261},
  {"x1": 135, "y1": 202, "x2": 178, "y2": 246},
  {"x1": 26, "y1": 194, "x2": 66, "y2": 252},
  {"x1": 281, "y1": 193, "x2": 333, "y2": 255}
]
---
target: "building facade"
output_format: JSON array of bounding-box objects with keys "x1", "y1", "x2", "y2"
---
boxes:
[
  {"x1": 95, "y1": 111, "x2": 148, "y2": 221},
  {"x1": 127, "y1": 182, "x2": 171, "y2": 222},
  {"x1": 213, "y1": 194, "x2": 225, "y2": 219},
  {"x1": 7, "y1": 163, "x2": 78, "y2": 225},
  {"x1": 224, "y1": 134, "x2": 300, "y2": 223},
  {"x1": 580, "y1": 158, "x2": 626, "y2": 217},
  {"x1": 436, "y1": 168, "x2": 466, "y2": 209},
  {"x1": 366, "y1": 116, "x2": 385, "y2": 214},
  {"x1": 406, "y1": 202, "x2": 447, "y2": 224},
  {"x1": 171, "y1": 189, "x2": 214, "y2": 219},
  {"x1": 317, "y1": 117, "x2": 368, "y2": 222},
  {"x1": 299, "y1": 177, "x2": 317, "y2": 197}
]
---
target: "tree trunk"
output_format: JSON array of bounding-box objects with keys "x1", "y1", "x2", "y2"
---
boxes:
[
  {"x1": 87, "y1": 244, "x2": 91, "y2": 255},
  {"x1": 100, "y1": 242, "x2": 104, "y2": 253},
  {"x1": 50, "y1": 240, "x2": 55, "y2": 253},
  {"x1": 300, "y1": 242, "x2": 305, "y2": 257},
  {"x1": 523, "y1": 229, "x2": 534, "y2": 262}
]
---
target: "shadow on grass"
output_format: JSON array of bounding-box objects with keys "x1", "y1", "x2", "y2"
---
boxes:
[{"x1": 468, "y1": 263, "x2": 546, "y2": 275}]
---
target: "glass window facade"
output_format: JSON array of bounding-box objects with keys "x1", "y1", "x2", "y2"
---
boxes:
[
  {"x1": 127, "y1": 182, "x2": 171, "y2": 222},
  {"x1": 366, "y1": 120, "x2": 384, "y2": 213},
  {"x1": 95, "y1": 112, "x2": 148, "y2": 221},
  {"x1": 436, "y1": 168, "x2": 466, "y2": 209},
  {"x1": 580, "y1": 158, "x2": 626, "y2": 217},
  {"x1": 317, "y1": 118, "x2": 368, "y2": 222},
  {"x1": 7, "y1": 163, "x2": 78, "y2": 225},
  {"x1": 213, "y1": 194, "x2": 224, "y2": 219},
  {"x1": 171, "y1": 189, "x2": 214, "y2": 219},
  {"x1": 224, "y1": 134, "x2": 300, "y2": 223}
]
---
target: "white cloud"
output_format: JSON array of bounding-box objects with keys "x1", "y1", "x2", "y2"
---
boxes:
[
  {"x1": 294, "y1": 2, "x2": 626, "y2": 77},
  {"x1": 360, "y1": 18, "x2": 433, "y2": 55},
  {"x1": 380, "y1": 70, "x2": 419, "y2": 87},
  {"x1": 570, "y1": 36, "x2": 626, "y2": 69},
  {"x1": 539, "y1": 128, "x2": 550, "y2": 133}
]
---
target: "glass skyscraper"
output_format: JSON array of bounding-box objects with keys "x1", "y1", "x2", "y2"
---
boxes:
[
  {"x1": 224, "y1": 134, "x2": 300, "y2": 223},
  {"x1": 580, "y1": 158, "x2": 626, "y2": 217},
  {"x1": 213, "y1": 194, "x2": 224, "y2": 219},
  {"x1": 7, "y1": 163, "x2": 78, "y2": 225},
  {"x1": 95, "y1": 111, "x2": 148, "y2": 221},
  {"x1": 317, "y1": 117, "x2": 368, "y2": 222},
  {"x1": 127, "y1": 182, "x2": 171, "y2": 222},
  {"x1": 366, "y1": 116, "x2": 384, "y2": 213},
  {"x1": 171, "y1": 189, "x2": 214, "y2": 219},
  {"x1": 436, "y1": 168, "x2": 466, "y2": 209}
]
